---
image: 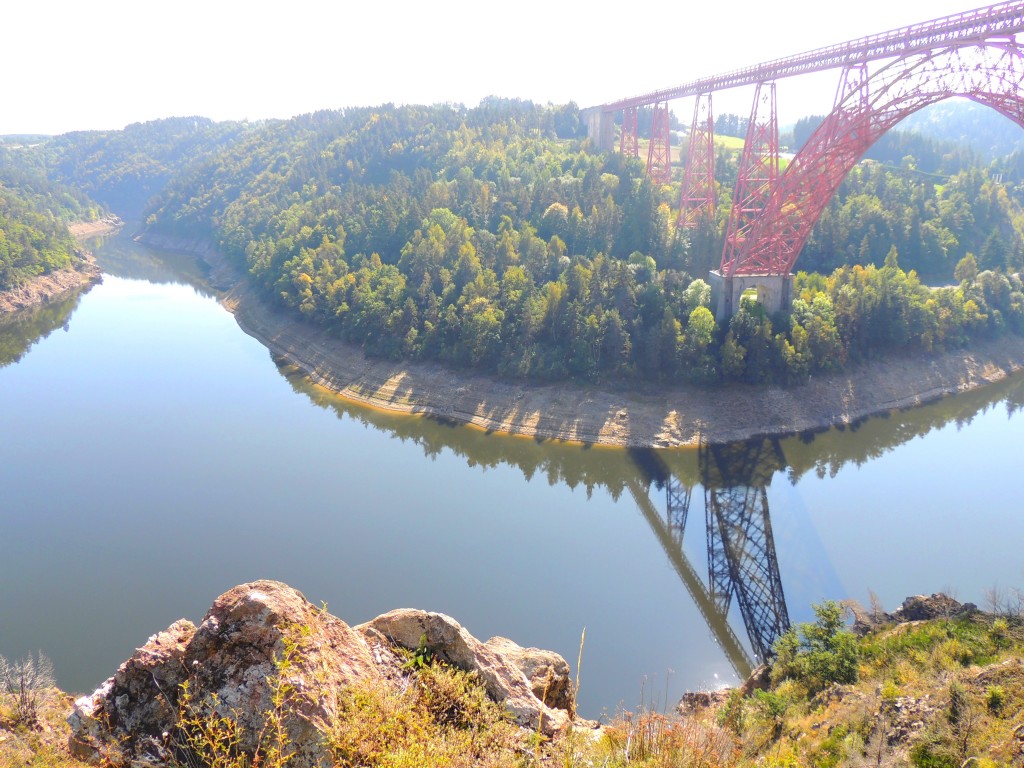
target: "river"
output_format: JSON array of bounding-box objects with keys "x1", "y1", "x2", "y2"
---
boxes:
[{"x1": 1, "y1": 229, "x2": 1022, "y2": 719}]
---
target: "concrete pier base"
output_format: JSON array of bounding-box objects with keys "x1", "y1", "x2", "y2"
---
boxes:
[
  {"x1": 581, "y1": 107, "x2": 615, "y2": 152},
  {"x1": 709, "y1": 271, "x2": 794, "y2": 322}
]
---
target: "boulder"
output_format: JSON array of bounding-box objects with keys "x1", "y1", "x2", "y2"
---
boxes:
[
  {"x1": 891, "y1": 593, "x2": 976, "y2": 622},
  {"x1": 69, "y1": 619, "x2": 196, "y2": 764},
  {"x1": 70, "y1": 581, "x2": 378, "y2": 767},
  {"x1": 484, "y1": 635, "x2": 575, "y2": 713},
  {"x1": 358, "y1": 609, "x2": 571, "y2": 733},
  {"x1": 69, "y1": 581, "x2": 575, "y2": 766}
]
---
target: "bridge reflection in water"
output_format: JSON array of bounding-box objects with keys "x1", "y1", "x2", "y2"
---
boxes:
[{"x1": 628, "y1": 438, "x2": 790, "y2": 680}]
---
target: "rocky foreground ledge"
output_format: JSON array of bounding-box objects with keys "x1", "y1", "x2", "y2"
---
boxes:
[{"x1": 69, "y1": 580, "x2": 576, "y2": 767}]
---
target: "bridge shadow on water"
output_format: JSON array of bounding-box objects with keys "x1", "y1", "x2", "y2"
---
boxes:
[
  {"x1": 276, "y1": 356, "x2": 1024, "y2": 682},
  {"x1": 627, "y1": 439, "x2": 791, "y2": 679}
]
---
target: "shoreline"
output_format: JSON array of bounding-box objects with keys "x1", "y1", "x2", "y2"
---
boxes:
[
  {"x1": 0, "y1": 218, "x2": 122, "y2": 316},
  {"x1": 141, "y1": 231, "x2": 1024, "y2": 448}
]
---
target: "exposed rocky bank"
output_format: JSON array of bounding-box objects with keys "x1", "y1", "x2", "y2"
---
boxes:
[
  {"x1": 0, "y1": 217, "x2": 122, "y2": 316},
  {"x1": 141, "y1": 232, "x2": 1024, "y2": 448},
  {"x1": 69, "y1": 581, "x2": 577, "y2": 767}
]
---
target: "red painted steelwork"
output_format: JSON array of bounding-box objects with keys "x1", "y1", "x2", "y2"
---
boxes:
[
  {"x1": 722, "y1": 83, "x2": 779, "y2": 275},
  {"x1": 620, "y1": 106, "x2": 639, "y2": 157},
  {"x1": 734, "y1": 41, "x2": 1024, "y2": 276},
  {"x1": 679, "y1": 93, "x2": 716, "y2": 228},
  {"x1": 603, "y1": 1, "x2": 1024, "y2": 112},
  {"x1": 646, "y1": 102, "x2": 673, "y2": 183}
]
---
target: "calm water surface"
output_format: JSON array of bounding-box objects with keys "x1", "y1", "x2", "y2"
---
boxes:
[{"x1": 2, "y1": 230, "x2": 1023, "y2": 718}]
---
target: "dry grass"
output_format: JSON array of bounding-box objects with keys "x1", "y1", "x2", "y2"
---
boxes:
[
  {"x1": 4, "y1": 612, "x2": 1024, "y2": 768},
  {"x1": 0, "y1": 689, "x2": 91, "y2": 768}
]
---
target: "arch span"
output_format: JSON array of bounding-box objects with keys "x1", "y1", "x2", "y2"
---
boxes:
[{"x1": 727, "y1": 41, "x2": 1024, "y2": 277}]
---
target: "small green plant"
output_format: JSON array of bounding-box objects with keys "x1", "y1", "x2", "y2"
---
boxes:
[
  {"x1": 985, "y1": 684, "x2": 1005, "y2": 715},
  {"x1": 753, "y1": 689, "x2": 789, "y2": 740},
  {"x1": 716, "y1": 688, "x2": 747, "y2": 736},
  {"x1": 947, "y1": 681, "x2": 968, "y2": 726},
  {"x1": 401, "y1": 633, "x2": 433, "y2": 671},
  {"x1": 880, "y1": 679, "x2": 900, "y2": 705},
  {"x1": 174, "y1": 629, "x2": 304, "y2": 768}
]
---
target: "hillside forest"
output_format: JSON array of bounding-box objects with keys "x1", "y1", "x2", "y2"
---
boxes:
[{"x1": 2, "y1": 99, "x2": 1024, "y2": 385}]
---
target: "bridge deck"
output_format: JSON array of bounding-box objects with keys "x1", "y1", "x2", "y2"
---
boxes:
[{"x1": 603, "y1": 1, "x2": 1024, "y2": 111}]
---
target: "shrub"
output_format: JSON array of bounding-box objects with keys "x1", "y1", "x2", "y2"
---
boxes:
[
  {"x1": 772, "y1": 601, "x2": 859, "y2": 694},
  {"x1": 0, "y1": 651, "x2": 55, "y2": 729},
  {"x1": 985, "y1": 684, "x2": 1005, "y2": 716}
]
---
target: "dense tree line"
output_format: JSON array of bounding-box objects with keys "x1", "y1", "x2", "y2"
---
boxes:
[
  {"x1": 3, "y1": 100, "x2": 1024, "y2": 386},
  {"x1": 0, "y1": 149, "x2": 103, "y2": 225},
  {"x1": 724, "y1": 253, "x2": 1024, "y2": 385},
  {"x1": 0, "y1": 181, "x2": 78, "y2": 291},
  {"x1": 801, "y1": 162, "x2": 1024, "y2": 277},
  {"x1": 137, "y1": 102, "x2": 1024, "y2": 385}
]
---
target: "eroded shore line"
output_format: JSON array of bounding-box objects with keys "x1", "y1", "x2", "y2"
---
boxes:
[
  {"x1": 142, "y1": 232, "x2": 1024, "y2": 448},
  {"x1": 0, "y1": 218, "x2": 123, "y2": 316}
]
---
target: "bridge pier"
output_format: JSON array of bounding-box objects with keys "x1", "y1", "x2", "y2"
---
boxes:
[
  {"x1": 709, "y1": 271, "x2": 794, "y2": 322},
  {"x1": 580, "y1": 107, "x2": 615, "y2": 152}
]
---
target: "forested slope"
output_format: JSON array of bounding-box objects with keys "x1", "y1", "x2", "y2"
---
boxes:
[
  {"x1": 4, "y1": 100, "x2": 1024, "y2": 384},
  {"x1": 140, "y1": 100, "x2": 1024, "y2": 384},
  {"x1": 0, "y1": 180, "x2": 80, "y2": 291}
]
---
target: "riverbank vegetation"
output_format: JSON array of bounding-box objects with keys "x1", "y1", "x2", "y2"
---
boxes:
[
  {"x1": 4, "y1": 598, "x2": 1023, "y2": 767},
  {"x1": 0, "y1": 180, "x2": 80, "y2": 291},
  {"x1": 4, "y1": 100, "x2": 1024, "y2": 384}
]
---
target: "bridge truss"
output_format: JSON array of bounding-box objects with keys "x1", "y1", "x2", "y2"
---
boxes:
[
  {"x1": 628, "y1": 438, "x2": 791, "y2": 678},
  {"x1": 597, "y1": 1, "x2": 1024, "y2": 279}
]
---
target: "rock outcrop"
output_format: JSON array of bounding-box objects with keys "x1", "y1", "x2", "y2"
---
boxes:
[
  {"x1": 69, "y1": 581, "x2": 574, "y2": 767},
  {"x1": 358, "y1": 609, "x2": 572, "y2": 730},
  {"x1": 890, "y1": 593, "x2": 976, "y2": 622}
]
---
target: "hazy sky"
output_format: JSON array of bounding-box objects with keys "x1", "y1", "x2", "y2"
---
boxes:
[{"x1": 3, "y1": 0, "x2": 992, "y2": 135}]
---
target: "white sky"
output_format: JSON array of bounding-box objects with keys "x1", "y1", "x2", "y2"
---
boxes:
[{"x1": 1, "y1": 0, "x2": 994, "y2": 135}]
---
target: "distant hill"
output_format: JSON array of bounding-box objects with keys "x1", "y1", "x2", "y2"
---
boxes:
[{"x1": 895, "y1": 98, "x2": 1024, "y2": 161}]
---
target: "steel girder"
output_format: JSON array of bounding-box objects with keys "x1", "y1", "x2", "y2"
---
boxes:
[
  {"x1": 646, "y1": 102, "x2": 673, "y2": 183},
  {"x1": 679, "y1": 93, "x2": 716, "y2": 228},
  {"x1": 701, "y1": 439, "x2": 791, "y2": 663},
  {"x1": 621, "y1": 105, "x2": 639, "y2": 158},
  {"x1": 734, "y1": 41, "x2": 1024, "y2": 276},
  {"x1": 705, "y1": 485, "x2": 790, "y2": 662},
  {"x1": 603, "y1": 2, "x2": 1024, "y2": 113},
  {"x1": 665, "y1": 477, "x2": 692, "y2": 548},
  {"x1": 722, "y1": 82, "x2": 779, "y2": 275}
]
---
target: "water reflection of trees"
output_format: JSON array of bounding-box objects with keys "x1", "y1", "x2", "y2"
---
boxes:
[
  {"x1": 281, "y1": 357, "x2": 1024, "y2": 500},
  {"x1": 279, "y1": 358, "x2": 1023, "y2": 678},
  {"x1": 85, "y1": 231, "x2": 216, "y2": 296},
  {"x1": 781, "y1": 373, "x2": 1024, "y2": 482},
  {"x1": 0, "y1": 287, "x2": 91, "y2": 367}
]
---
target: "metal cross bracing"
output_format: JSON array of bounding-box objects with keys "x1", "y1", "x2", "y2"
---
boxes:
[
  {"x1": 720, "y1": 83, "x2": 779, "y2": 275},
  {"x1": 665, "y1": 478, "x2": 692, "y2": 547},
  {"x1": 601, "y1": 1, "x2": 1024, "y2": 113},
  {"x1": 678, "y1": 93, "x2": 716, "y2": 228},
  {"x1": 646, "y1": 102, "x2": 673, "y2": 183},
  {"x1": 596, "y1": 2, "x2": 1024, "y2": 281},
  {"x1": 629, "y1": 478, "x2": 756, "y2": 678},
  {"x1": 629, "y1": 437, "x2": 792, "y2": 680},
  {"x1": 704, "y1": 484, "x2": 790, "y2": 662},
  {"x1": 739, "y1": 40, "x2": 1024, "y2": 275}
]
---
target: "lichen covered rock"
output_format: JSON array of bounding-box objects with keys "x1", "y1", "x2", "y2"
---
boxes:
[{"x1": 69, "y1": 581, "x2": 574, "y2": 766}]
